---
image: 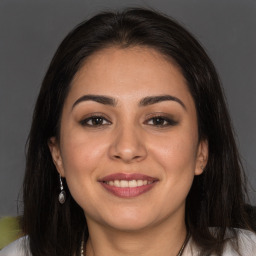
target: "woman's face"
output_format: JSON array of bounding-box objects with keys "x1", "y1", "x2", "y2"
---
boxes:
[{"x1": 49, "y1": 46, "x2": 208, "y2": 232}]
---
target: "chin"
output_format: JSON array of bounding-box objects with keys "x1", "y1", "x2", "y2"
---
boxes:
[
  {"x1": 106, "y1": 218, "x2": 153, "y2": 232},
  {"x1": 98, "y1": 208, "x2": 158, "y2": 232}
]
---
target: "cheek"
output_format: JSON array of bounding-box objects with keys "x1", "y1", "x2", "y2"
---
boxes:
[
  {"x1": 149, "y1": 135, "x2": 197, "y2": 212},
  {"x1": 61, "y1": 128, "x2": 107, "y2": 171},
  {"x1": 149, "y1": 130, "x2": 198, "y2": 173},
  {"x1": 149, "y1": 129, "x2": 198, "y2": 196},
  {"x1": 59, "y1": 130, "x2": 108, "y2": 197},
  {"x1": 59, "y1": 137, "x2": 107, "y2": 213}
]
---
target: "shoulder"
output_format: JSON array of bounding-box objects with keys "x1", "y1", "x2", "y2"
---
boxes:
[
  {"x1": 184, "y1": 228, "x2": 256, "y2": 256},
  {"x1": 223, "y1": 228, "x2": 256, "y2": 255},
  {"x1": 0, "y1": 236, "x2": 31, "y2": 256}
]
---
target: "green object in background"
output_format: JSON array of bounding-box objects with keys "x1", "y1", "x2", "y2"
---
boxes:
[{"x1": 0, "y1": 216, "x2": 21, "y2": 249}]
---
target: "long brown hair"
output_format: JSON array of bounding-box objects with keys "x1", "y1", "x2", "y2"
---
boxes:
[{"x1": 22, "y1": 8, "x2": 254, "y2": 256}]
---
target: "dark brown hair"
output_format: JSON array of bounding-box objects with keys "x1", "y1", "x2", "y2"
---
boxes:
[{"x1": 22, "y1": 8, "x2": 254, "y2": 256}]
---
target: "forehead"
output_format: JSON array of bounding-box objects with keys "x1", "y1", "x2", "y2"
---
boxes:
[{"x1": 67, "y1": 46, "x2": 194, "y2": 108}]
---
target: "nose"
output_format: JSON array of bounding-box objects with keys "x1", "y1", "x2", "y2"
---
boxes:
[{"x1": 108, "y1": 125, "x2": 147, "y2": 163}]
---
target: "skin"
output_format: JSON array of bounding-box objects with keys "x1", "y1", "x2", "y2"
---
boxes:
[{"x1": 49, "y1": 46, "x2": 208, "y2": 256}]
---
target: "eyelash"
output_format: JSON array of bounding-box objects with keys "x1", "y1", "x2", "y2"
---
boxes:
[
  {"x1": 80, "y1": 115, "x2": 111, "y2": 127},
  {"x1": 144, "y1": 116, "x2": 178, "y2": 127},
  {"x1": 79, "y1": 115, "x2": 178, "y2": 128}
]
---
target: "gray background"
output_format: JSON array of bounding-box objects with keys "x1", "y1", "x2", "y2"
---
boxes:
[{"x1": 0, "y1": 0, "x2": 255, "y2": 217}]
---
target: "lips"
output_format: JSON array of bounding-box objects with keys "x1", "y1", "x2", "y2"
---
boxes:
[{"x1": 98, "y1": 173, "x2": 158, "y2": 198}]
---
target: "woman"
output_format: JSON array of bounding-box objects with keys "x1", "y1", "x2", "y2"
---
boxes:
[{"x1": 1, "y1": 8, "x2": 255, "y2": 256}]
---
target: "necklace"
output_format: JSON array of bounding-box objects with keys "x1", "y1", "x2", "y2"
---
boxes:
[
  {"x1": 80, "y1": 231, "x2": 190, "y2": 256},
  {"x1": 176, "y1": 231, "x2": 190, "y2": 256}
]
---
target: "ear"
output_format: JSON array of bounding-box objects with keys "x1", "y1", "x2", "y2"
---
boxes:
[
  {"x1": 48, "y1": 137, "x2": 65, "y2": 177},
  {"x1": 195, "y1": 139, "x2": 208, "y2": 176}
]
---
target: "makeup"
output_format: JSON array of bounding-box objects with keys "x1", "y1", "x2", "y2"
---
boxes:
[{"x1": 98, "y1": 173, "x2": 159, "y2": 198}]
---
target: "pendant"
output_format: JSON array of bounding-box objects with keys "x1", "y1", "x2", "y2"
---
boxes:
[{"x1": 59, "y1": 190, "x2": 66, "y2": 204}]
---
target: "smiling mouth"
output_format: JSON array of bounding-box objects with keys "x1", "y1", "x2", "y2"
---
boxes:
[
  {"x1": 99, "y1": 173, "x2": 158, "y2": 198},
  {"x1": 103, "y1": 179, "x2": 154, "y2": 187}
]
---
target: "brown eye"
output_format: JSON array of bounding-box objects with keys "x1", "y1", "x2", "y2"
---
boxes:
[
  {"x1": 151, "y1": 117, "x2": 167, "y2": 126},
  {"x1": 80, "y1": 116, "x2": 111, "y2": 126},
  {"x1": 90, "y1": 117, "x2": 104, "y2": 125},
  {"x1": 145, "y1": 116, "x2": 178, "y2": 127}
]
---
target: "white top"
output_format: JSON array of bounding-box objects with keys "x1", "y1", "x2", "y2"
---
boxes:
[
  {"x1": 0, "y1": 236, "x2": 30, "y2": 256},
  {"x1": 1, "y1": 229, "x2": 256, "y2": 256},
  {"x1": 183, "y1": 229, "x2": 256, "y2": 255}
]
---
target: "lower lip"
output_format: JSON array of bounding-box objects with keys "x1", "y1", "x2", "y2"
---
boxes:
[{"x1": 100, "y1": 182, "x2": 157, "y2": 198}]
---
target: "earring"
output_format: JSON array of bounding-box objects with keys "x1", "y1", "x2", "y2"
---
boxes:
[{"x1": 58, "y1": 174, "x2": 66, "y2": 204}]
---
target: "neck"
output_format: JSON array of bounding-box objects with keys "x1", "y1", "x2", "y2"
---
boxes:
[{"x1": 85, "y1": 213, "x2": 187, "y2": 256}]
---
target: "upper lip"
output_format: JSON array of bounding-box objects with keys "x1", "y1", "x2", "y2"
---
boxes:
[{"x1": 98, "y1": 173, "x2": 158, "y2": 182}]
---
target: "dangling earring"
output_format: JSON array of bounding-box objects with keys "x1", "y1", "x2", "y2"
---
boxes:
[{"x1": 58, "y1": 174, "x2": 66, "y2": 204}]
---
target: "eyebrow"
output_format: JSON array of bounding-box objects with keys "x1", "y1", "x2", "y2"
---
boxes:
[
  {"x1": 72, "y1": 94, "x2": 186, "y2": 110},
  {"x1": 72, "y1": 95, "x2": 117, "y2": 109},
  {"x1": 139, "y1": 95, "x2": 186, "y2": 110}
]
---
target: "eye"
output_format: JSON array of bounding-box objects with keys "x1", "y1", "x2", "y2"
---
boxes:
[
  {"x1": 145, "y1": 116, "x2": 178, "y2": 127},
  {"x1": 80, "y1": 115, "x2": 111, "y2": 127}
]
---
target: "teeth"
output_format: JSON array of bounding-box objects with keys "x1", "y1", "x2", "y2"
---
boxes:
[
  {"x1": 114, "y1": 180, "x2": 120, "y2": 187},
  {"x1": 105, "y1": 180, "x2": 153, "y2": 187},
  {"x1": 129, "y1": 180, "x2": 137, "y2": 188},
  {"x1": 120, "y1": 180, "x2": 129, "y2": 187},
  {"x1": 137, "y1": 180, "x2": 143, "y2": 186}
]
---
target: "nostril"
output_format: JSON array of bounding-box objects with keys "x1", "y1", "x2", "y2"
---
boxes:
[{"x1": 109, "y1": 138, "x2": 147, "y2": 163}]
